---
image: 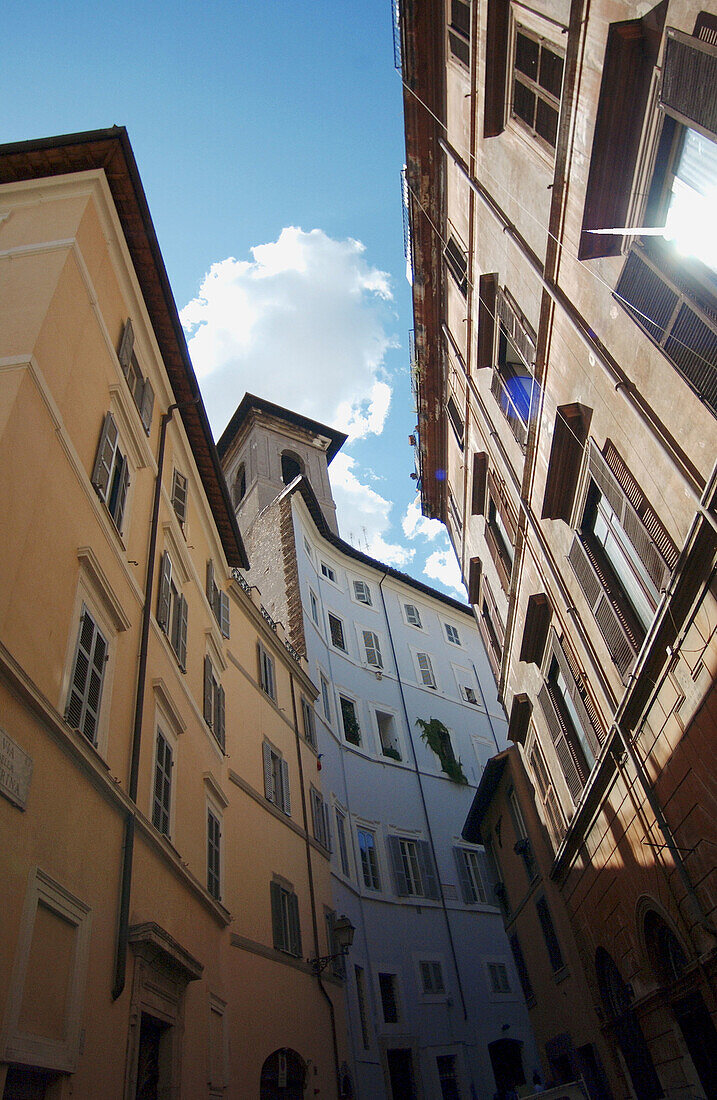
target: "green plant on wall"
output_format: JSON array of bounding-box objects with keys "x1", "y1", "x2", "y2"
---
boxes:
[{"x1": 415, "y1": 717, "x2": 467, "y2": 784}]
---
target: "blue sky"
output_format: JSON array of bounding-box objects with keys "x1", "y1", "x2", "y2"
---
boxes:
[{"x1": 3, "y1": 0, "x2": 465, "y2": 598}]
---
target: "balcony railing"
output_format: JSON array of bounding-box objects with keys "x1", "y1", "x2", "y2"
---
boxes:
[
  {"x1": 231, "y1": 568, "x2": 303, "y2": 666},
  {"x1": 490, "y1": 368, "x2": 529, "y2": 449}
]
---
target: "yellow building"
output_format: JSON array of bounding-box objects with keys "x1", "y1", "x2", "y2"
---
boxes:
[{"x1": 0, "y1": 128, "x2": 347, "y2": 1099}]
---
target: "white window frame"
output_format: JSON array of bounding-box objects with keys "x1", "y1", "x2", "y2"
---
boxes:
[
  {"x1": 320, "y1": 560, "x2": 339, "y2": 585},
  {"x1": 444, "y1": 622, "x2": 462, "y2": 646},
  {"x1": 309, "y1": 587, "x2": 320, "y2": 627},
  {"x1": 356, "y1": 825, "x2": 381, "y2": 891},
  {"x1": 454, "y1": 845, "x2": 487, "y2": 904},
  {"x1": 486, "y1": 959, "x2": 512, "y2": 995},
  {"x1": 319, "y1": 668, "x2": 332, "y2": 723},
  {"x1": 418, "y1": 958, "x2": 446, "y2": 998},
  {"x1": 339, "y1": 693, "x2": 362, "y2": 747},
  {"x1": 352, "y1": 578, "x2": 373, "y2": 606},
  {"x1": 374, "y1": 707, "x2": 403, "y2": 761},
  {"x1": 328, "y1": 611, "x2": 348, "y2": 653},
  {"x1": 413, "y1": 649, "x2": 438, "y2": 690},
  {"x1": 403, "y1": 602, "x2": 423, "y2": 629},
  {"x1": 334, "y1": 804, "x2": 352, "y2": 878},
  {"x1": 360, "y1": 627, "x2": 384, "y2": 670}
]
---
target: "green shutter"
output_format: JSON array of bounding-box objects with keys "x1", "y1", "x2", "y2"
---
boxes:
[
  {"x1": 156, "y1": 552, "x2": 172, "y2": 632},
  {"x1": 118, "y1": 318, "x2": 134, "y2": 376},
  {"x1": 387, "y1": 836, "x2": 409, "y2": 895},
  {"x1": 204, "y1": 656, "x2": 214, "y2": 725},
  {"x1": 138, "y1": 377, "x2": 154, "y2": 434},
  {"x1": 288, "y1": 892, "x2": 302, "y2": 958},
  {"x1": 270, "y1": 881, "x2": 284, "y2": 951},
  {"x1": 91, "y1": 412, "x2": 118, "y2": 499},
  {"x1": 219, "y1": 592, "x2": 230, "y2": 639},
  {"x1": 176, "y1": 596, "x2": 188, "y2": 671}
]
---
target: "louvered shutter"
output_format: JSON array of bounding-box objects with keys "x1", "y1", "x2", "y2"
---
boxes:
[
  {"x1": 417, "y1": 652, "x2": 436, "y2": 687},
  {"x1": 216, "y1": 685, "x2": 226, "y2": 750},
  {"x1": 507, "y1": 694, "x2": 532, "y2": 744},
  {"x1": 171, "y1": 471, "x2": 188, "y2": 525},
  {"x1": 363, "y1": 631, "x2": 383, "y2": 669},
  {"x1": 157, "y1": 552, "x2": 172, "y2": 631},
  {"x1": 66, "y1": 609, "x2": 107, "y2": 743},
  {"x1": 138, "y1": 377, "x2": 154, "y2": 434},
  {"x1": 91, "y1": 412, "x2": 119, "y2": 499},
  {"x1": 387, "y1": 836, "x2": 410, "y2": 895},
  {"x1": 417, "y1": 840, "x2": 440, "y2": 899},
  {"x1": 270, "y1": 881, "x2": 284, "y2": 950},
  {"x1": 568, "y1": 536, "x2": 637, "y2": 676},
  {"x1": 204, "y1": 656, "x2": 214, "y2": 725},
  {"x1": 496, "y1": 287, "x2": 536, "y2": 367},
  {"x1": 520, "y1": 594, "x2": 552, "y2": 665},
  {"x1": 263, "y1": 743, "x2": 275, "y2": 802},
  {"x1": 118, "y1": 318, "x2": 134, "y2": 376},
  {"x1": 551, "y1": 639, "x2": 602, "y2": 758},
  {"x1": 454, "y1": 847, "x2": 476, "y2": 903},
  {"x1": 114, "y1": 456, "x2": 130, "y2": 533},
  {"x1": 477, "y1": 275, "x2": 497, "y2": 369},
  {"x1": 206, "y1": 560, "x2": 216, "y2": 606},
  {"x1": 537, "y1": 684, "x2": 585, "y2": 803},
  {"x1": 323, "y1": 804, "x2": 332, "y2": 852},
  {"x1": 219, "y1": 592, "x2": 230, "y2": 638},
  {"x1": 660, "y1": 28, "x2": 717, "y2": 136},
  {"x1": 288, "y1": 892, "x2": 302, "y2": 957},
  {"x1": 310, "y1": 788, "x2": 320, "y2": 839},
  {"x1": 176, "y1": 596, "x2": 188, "y2": 671},
  {"x1": 281, "y1": 759, "x2": 291, "y2": 816}
]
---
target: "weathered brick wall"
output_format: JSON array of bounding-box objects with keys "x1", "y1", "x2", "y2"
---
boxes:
[{"x1": 241, "y1": 497, "x2": 306, "y2": 658}]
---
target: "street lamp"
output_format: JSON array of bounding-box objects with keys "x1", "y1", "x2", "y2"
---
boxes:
[{"x1": 308, "y1": 915, "x2": 355, "y2": 973}]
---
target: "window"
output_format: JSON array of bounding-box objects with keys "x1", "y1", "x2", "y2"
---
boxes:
[
  {"x1": 328, "y1": 612, "x2": 346, "y2": 652},
  {"x1": 387, "y1": 836, "x2": 440, "y2": 899},
  {"x1": 258, "y1": 643, "x2": 276, "y2": 700},
  {"x1": 379, "y1": 973, "x2": 400, "y2": 1023},
  {"x1": 445, "y1": 623, "x2": 461, "y2": 646},
  {"x1": 270, "y1": 881, "x2": 302, "y2": 956},
  {"x1": 445, "y1": 235, "x2": 468, "y2": 295},
  {"x1": 461, "y1": 685, "x2": 478, "y2": 704},
  {"x1": 416, "y1": 652, "x2": 436, "y2": 688},
  {"x1": 357, "y1": 828, "x2": 381, "y2": 890},
  {"x1": 171, "y1": 469, "x2": 188, "y2": 528},
  {"x1": 376, "y1": 711, "x2": 401, "y2": 761},
  {"x1": 157, "y1": 551, "x2": 188, "y2": 670},
  {"x1": 206, "y1": 561, "x2": 230, "y2": 638},
  {"x1": 481, "y1": 581, "x2": 504, "y2": 665},
  {"x1": 203, "y1": 656, "x2": 226, "y2": 750},
  {"x1": 447, "y1": 394, "x2": 464, "y2": 450},
  {"x1": 448, "y1": 0, "x2": 471, "y2": 66},
  {"x1": 321, "y1": 561, "x2": 337, "y2": 583},
  {"x1": 530, "y1": 738, "x2": 566, "y2": 847},
  {"x1": 340, "y1": 696, "x2": 361, "y2": 746},
  {"x1": 301, "y1": 697, "x2": 317, "y2": 749},
  {"x1": 320, "y1": 672, "x2": 331, "y2": 721},
  {"x1": 207, "y1": 807, "x2": 221, "y2": 900},
  {"x1": 420, "y1": 960, "x2": 445, "y2": 995},
  {"x1": 454, "y1": 847, "x2": 487, "y2": 904},
  {"x1": 404, "y1": 603, "x2": 422, "y2": 628},
  {"x1": 309, "y1": 589, "x2": 319, "y2": 625},
  {"x1": 536, "y1": 896, "x2": 564, "y2": 972},
  {"x1": 281, "y1": 451, "x2": 303, "y2": 485},
  {"x1": 437, "y1": 1055, "x2": 461, "y2": 1100},
  {"x1": 485, "y1": 472, "x2": 516, "y2": 590},
  {"x1": 263, "y1": 742, "x2": 291, "y2": 816},
  {"x1": 335, "y1": 808, "x2": 350, "y2": 876},
  {"x1": 353, "y1": 579, "x2": 372, "y2": 605},
  {"x1": 91, "y1": 412, "x2": 130, "y2": 533},
  {"x1": 362, "y1": 630, "x2": 383, "y2": 669},
  {"x1": 488, "y1": 961, "x2": 511, "y2": 993},
  {"x1": 152, "y1": 728, "x2": 173, "y2": 836},
  {"x1": 355, "y1": 966, "x2": 371, "y2": 1049},
  {"x1": 310, "y1": 787, "x2": 332, "y2": 851},
  {"x1": 233, "y1": 462, "x2": 246, "y2": 505},
  {"x1": 509, "y1": 934, "x2": 534, "y2": 1002},
  {"x1": 65, "y1": 606, "x2": 108, "y2": 744},
  {"x1": 511, "y1": 26, "x2": 564, "y2": 151},
  {"x1": 116, "y1": 318, "x2": 154, "y2": 433},
  {"x1": 490, "y1": 293, "x2": 536, "y2": 450}
]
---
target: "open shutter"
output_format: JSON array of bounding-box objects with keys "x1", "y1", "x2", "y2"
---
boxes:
[
  {"x1": 387, "y1": 836, "x2": 410, "y2": 896},
  {"x1": 176, "y1": 596, "x2": 188, "y2": 671},
  {"x1": 537, "y1": 684, "x2": 586, "y2": 803},
  {"x1": 171, "y1": 470, "x2": 188, "y2": 526},
  {"x1": 468, "y1": 558, "x2": 482, "y2": 605},
  {"x1": 477, "y1": 274, "x2": 498, "y2": 369},
  {"x1": 520, "y1": 594, "x2": 552, "y2": 665},
  {"x1": 118, "y1": 318, "x2": 134, "y2": 377},
  {"x1": 91, "y1": 412, "x2": 118, "y2": 500},
  {"x1": 363, "y1": 631, "x2": 383, "y2": 669},
  {"x1": 568, "y1": 535, "x2": 638, "y2": 676},
  {"x1": 270, "y1": 881, "x2": 284, "y2": 950},
  {"x1": 114, "y1": 456, "x2": 130, "y2": 534},
  {"x1": 507, "y1": 694, "x2": 532, "y2": 744},
  {"x1": 454, "y1": 847, "x2": 476, "y2": 903},
  {"x1": 219, "y1": 592, "x2": 230, "y2": 639},
  {"x1": 262, "y1": 743, "x2": 275, "y2": 802},
  {"x1": 216, "y1": 685, "x2": 226, "y2": 750},
  {"x1": 157, "y1": 552, "x2": 172, "y2": 631},
  {"x1": 484, "y1": 0, "x2": 509, "y2": 136},
  {"x1": 288, "y1": 893, "x2": 302, "y2": 957},
  {"x1": 551, "y1": 638, "x2": 603, "y2": 757},
  {"x1": 206, "y1": 560, "x2": 216, "y2": 606},
  {"x1": 542, "y1": 404, "x2": 591, "y2": 521},
  {"x1": 471, "y1": 452, "x2": 488, "y2": 515},
  {"x1": 204, "y1": 656, "x2": 214, "y2": 725},
  {"x1": 310, "y1": 789, "x2": 320, "y2": 839},
  {"x1": 280, "y1": 759, "x2": 291, "y2": 816},
  {"x1": 66, "y1": 609, "x2": 107, "y2": 744},
  {"x1": 417, "y1": 840, "x2": 440, "y2": 899},
  {"x1": 660, "y1": 27, "x2": 717, "y2": 136},
  {"x1": 138, "y1": 377, "x2": 154, "y2": 434},
  {"x1": 323, "y1": 804, "x2": 332, "y2": 852}
]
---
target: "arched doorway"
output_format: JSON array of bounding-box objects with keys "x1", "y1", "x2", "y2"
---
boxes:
[
  {"x1": 488, "y1": 1037, "x2": 525, "y2": 1094},
  {"x1": 595, "y1": 947, "x2": 663, "y2": 1100},
  {"x1": 259, "y1": 1048, "x2": 307, "y2": 1100}
]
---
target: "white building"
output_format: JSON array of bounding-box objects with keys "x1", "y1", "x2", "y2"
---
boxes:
[{"x1": 218, "y1": 395, "x2": 538, "y2": 1099}]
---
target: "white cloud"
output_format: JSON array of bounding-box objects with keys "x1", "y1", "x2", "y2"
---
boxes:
[
  {"x1": 423, "y1": 547, "x2": 467, "y2": 600},
  {"x1": 330, "y1": 453, "x2": 415, "y2": 568},
  {"x1": 401, "y1": 497, "x2": 445, "y2": 542},
  {"x1": 181, "y1": 227, "x2": 396, "y2": 441}
]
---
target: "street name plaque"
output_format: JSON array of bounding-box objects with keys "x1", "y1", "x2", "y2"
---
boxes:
[{"x1": 0, "y1": 726, "x2": 33, "y2": 810}]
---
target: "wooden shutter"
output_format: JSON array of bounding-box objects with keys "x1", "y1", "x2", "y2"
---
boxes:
[
  {"x1": 568, "y1": 535, "x2": 638, "y2": 675},
  {"x1": 176, "y1": 596, "x2": 188, "y2": 671},
  {"x1": 603, "y1": 441, "x2": 678, "y2": 569},
  {"x1": 138, "y1": 377, "x2": 154, "y2": 434},
  {"x1": 263, "y1": 743, "x2": 275, "y2": 802},
  {"x1": 507, "y1": 694, "x2": 532, "y2": 744},
  {"x1": 416, "y1": 840, "x2": 440, "y2": 899},
  {"x1": 477, "y1": 274, "x2": 497, "y2": 369},
  {"x1": 114, "y1": 456, "x2": 130, "y2": 533},
  {"x1": 280, "y1": 759, "x2": 291, "y2": 816},
  {"x1": 219, "y1": 592, "x2": 230, "y2": 639},
  {"x1": 468, "y1": 557, "x2": 482, "y2": 605},
  {"x1": 471, "y1": 452, "x2": 488, "y2": 515},
  {"x1": 454, "y1": 848, "x2": 476, "y2": 903},
  {"x1": 288, "y1": 892, "x2": 302, "y2": 957},
  {"x1": 444, "y1": 236, "x2": 468, "y2": 295},
  {"x1": 323, "y1": 804, "x2": 332, "y2": 852},
  {"x1": 537, "y1": 683, "x2": 586, "y2": 802},
  {"x1": 91, "y1": 412, "x2": 119, "y2": 499},
  {"x1": 156, "y1": 552, "x2": 172, "y2": 631},
  {"x1": 206, "y1": 560, "x2": 216, "y2": 606},
  {"x1": 542, "y1": 404, "x2": 591, "y2": 521},
  {"x1": 484, "y1": 0, "x2": 509, "y2": 136},
  {"x1": 216, "y1": 685, "x2": 226, "y2": 750},
  {"x1": 520, "y1": 594, "x2": 552, "y2": 664},
  {"x1": 204, "y1": 657, "x2": 214, "y2": 726},
  {"x1": 660, "y1": 27, "x2": 717, "y2": 136},
  {"x1": 171, "y1": 470, "x2": 188, "y2": 525},
  {"x1": 118, "y1": 318, "x2": 134, "y2": 376},
  {"x1": 387, "y1": 836, "x2": 410, "y2": 895},
  {"x1": 496, "y1": 287, "x2": 536, "y2": 367},
  {"x1": 270, "y1": 881, "x2": 284, "y2": 950},
  {"x1": 483, "y1": 580, "x2": 505, "y2": 648},
  {"x1": 551, "y1": 635, "x2": 603, "y2": 758}
]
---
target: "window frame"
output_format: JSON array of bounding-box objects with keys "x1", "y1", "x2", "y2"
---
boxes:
[
  {"x1": 328, "y1": 611, "x2": 347, "y2": 653},
  {"x1": 414, "y1": 650, "x2": 437, "y2": 689},
  {"x1": 258, "y1": 642, "x2": 276, "y2": 701},
  {"x1": 361, "y1": 628, "x2": 384, "y2": 670},
  {"x1": 509, "y1": 21, "x2": 565, "y2": 154},
  {"x1": 301, "y1": 696, "x2": 317, "y2": 749},
  {"x1": 320, "y1": 560, "x2": 338, "y2": 585},
  {"x1": 170, "y1": 468, "x2": 188, "y2": 529},
  {"x1": 352, "y1": 578, "x2": 373, "y2": 606},
  {"x1": 444, "y1": 622, "x2": 461, "y2": 646},
  {"x1": 270, "y1": 879, "x2": 302, "y2": 957},
  {"x1": 378, "y1": 972, "x2": 401, "y2": 1024},
  {"x1": 454, "y1": 845, "x2": 488, "y2": 904},
  {"x1": 403, "y1": 602, "x2": 423, "y2": 629},
  {"x1": 357, "y1": 826, "x2": 381, "y2": 891},
  {"x1": 156, "y1": 550, "x2": 188, "y2": 671},
  {"x1": 339, "y1": 694, "x2": 362, "y2": 747}
]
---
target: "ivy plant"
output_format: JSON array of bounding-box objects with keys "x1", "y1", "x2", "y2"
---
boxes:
[{"x1": 415, "y1": 717, "x2": 467, "y2": 784}]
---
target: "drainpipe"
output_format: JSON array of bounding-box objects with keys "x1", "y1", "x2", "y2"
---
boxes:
[
  {"x1": 378, "y1": 573, "x2": 469, "y2": 1020},
  {"x1": 112, "y1": 402, "x2": 181, "y2": 1001},
  {"x1": 289, "y1": 673, "x2": 342, "y2": 1099}
]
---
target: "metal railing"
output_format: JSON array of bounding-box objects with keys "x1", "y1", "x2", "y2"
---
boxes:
[
  {"x1": 231, "y1": 569, "x2": 303, "y2": 666},
  {"x1": 231, "y1": 568, "x2": 251, "y2": 594}
]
